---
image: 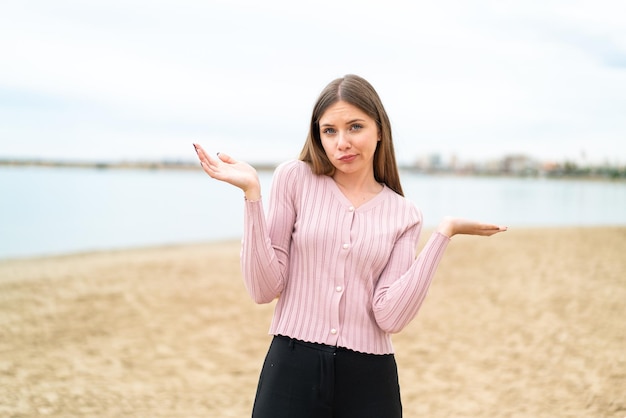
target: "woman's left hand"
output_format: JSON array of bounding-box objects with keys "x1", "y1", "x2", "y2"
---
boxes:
[{"x1": 436, "y1": 217, "x2": 507, "y2": 238}]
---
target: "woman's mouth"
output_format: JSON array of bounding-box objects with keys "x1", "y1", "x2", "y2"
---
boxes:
[{"x1": 338, "y1": 154, "x2": 357, "y2": 163}]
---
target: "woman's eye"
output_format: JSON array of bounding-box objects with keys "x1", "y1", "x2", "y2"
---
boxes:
[
  {"x1": 351, "y1": 124, "x2": 363, "y2": 131},
  {"x1": 322, "y1": 128, "x2": 336, "y2": 135}
]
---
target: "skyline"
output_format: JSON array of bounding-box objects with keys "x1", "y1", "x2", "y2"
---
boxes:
[{"x1": 1, "y1": 0, "x2": 625, "y2": 166}]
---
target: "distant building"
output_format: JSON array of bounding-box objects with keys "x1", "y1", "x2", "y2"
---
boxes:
[{"x1": 501, "y1": 154, "x2": 539, "y2": 176}]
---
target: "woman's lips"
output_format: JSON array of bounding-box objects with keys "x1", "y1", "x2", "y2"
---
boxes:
[{"x1": 338, "y1": 154, "x2": 357, "y2": 163}]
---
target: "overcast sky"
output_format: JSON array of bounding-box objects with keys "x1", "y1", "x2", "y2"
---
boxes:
[{"x1": 1, "y1": 0, "x2": 625, "y2": 165}]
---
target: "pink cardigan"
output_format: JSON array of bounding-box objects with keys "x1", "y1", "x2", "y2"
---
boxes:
[{"x1": 241, "y1": 160, "x2": 449, "y2": 354}]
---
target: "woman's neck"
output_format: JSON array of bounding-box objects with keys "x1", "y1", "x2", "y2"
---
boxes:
[{"x1": 332, "y1": 170, "x2": 383, "y2": 207}]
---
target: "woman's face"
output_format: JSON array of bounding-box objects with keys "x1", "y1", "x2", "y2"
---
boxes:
[{"x1": 319, "y1": 100, "x2": 380, "y2": 179}]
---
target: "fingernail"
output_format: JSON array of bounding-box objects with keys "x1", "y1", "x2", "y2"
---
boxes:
[{"x1": 217, "y1": 152, "x2": 220, "y2": 156}]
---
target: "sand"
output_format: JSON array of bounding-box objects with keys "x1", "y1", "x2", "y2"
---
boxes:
[{"x1": 0, "y1": 227, "x2": 624, "y2": 417}]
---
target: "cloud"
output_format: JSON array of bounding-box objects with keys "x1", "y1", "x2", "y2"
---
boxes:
[{"x1": 1, "y1": 0, "x2": 625, "y2": 164}]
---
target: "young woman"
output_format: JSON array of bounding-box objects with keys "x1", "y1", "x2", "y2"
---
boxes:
[{"x1": 194, "y1": 74, "x2": 506, "y2": 418}]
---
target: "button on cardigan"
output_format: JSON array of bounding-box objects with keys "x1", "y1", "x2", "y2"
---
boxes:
[{"x1": 241, "y1": 160, "x2": 450, "y2": 354}]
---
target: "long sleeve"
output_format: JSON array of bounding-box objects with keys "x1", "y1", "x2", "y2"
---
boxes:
[
  {"x1": 240, "y1": 162, "x2": 299, "y2": 303},
  {"x1": 372, "y1": 226, "x2": 450, "y2": 333}
]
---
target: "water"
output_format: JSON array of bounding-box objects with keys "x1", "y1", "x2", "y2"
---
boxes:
[
  {"x1": 402, "y1": 174, "x2": 626, "y2": 228},
  {"x1": 1, "y1": 166, "x2": 625, "y2": 260}
]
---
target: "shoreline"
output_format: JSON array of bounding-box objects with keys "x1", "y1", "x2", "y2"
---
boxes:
[
  {"x1": 1, "y1": 225, "x2": 625, "y2": 264},
  {"x1": 1, "y1": 226, "x2": 625, "y2": 417},
  {"x1": 2, "y1": 158, "x2": 625, "y2": 182}
]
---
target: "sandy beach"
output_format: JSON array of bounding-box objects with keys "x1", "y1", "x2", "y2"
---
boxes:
[{"x1": 1, "y1": 227, "x2": 624, "y2": 417}]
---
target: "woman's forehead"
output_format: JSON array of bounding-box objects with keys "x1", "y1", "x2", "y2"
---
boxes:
[{"x1": 319, "y1": 101, "x2": 371, "y2": 124}]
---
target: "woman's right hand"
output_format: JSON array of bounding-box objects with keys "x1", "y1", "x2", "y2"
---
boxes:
[{"x1": 193, "y1": 143, "x2": 261, "y2": 201}]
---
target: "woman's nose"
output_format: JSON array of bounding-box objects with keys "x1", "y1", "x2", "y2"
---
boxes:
[{"x1": 337, "y1": 131, "x2": 351, "y2": 150}]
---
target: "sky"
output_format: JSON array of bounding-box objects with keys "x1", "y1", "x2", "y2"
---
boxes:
[{"x1": 1, "y1": 0, "x2": 625, "y2": 166}]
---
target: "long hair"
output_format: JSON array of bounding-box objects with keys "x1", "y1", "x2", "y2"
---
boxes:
[{"x1": 299, "y1": 74, "x2": 404, "y2": 196}]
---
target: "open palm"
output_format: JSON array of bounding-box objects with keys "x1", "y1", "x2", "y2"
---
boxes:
[{"x1": 194, "y1": 144, "x2": 260, "y2": 194}]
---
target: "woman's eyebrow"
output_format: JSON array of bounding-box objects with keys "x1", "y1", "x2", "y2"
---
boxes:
[{"x1": 320, "y1": 118, "x2": 366, "y2": 127}]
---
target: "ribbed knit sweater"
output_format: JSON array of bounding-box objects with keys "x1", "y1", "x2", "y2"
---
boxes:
[{"x1": 241, "y1": 160, "x2": 450, "y2": 354}]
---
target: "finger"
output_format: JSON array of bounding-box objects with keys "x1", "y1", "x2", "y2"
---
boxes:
[
  {"x1": 484, "y1": 224, "x2": 507, "y2": 231},
  {"x1": 218, "y1": 152, "x2": 236, "y2": 164},
  {"x1": 193, "y1": 143, "x2": 210, "y2": 163},
  {"x1": 465, "y1": 222, "x2": 505, "y2": 236},
  {"x1": 477, "y1": 222, "x2": 505, "y2": 230},
  {"x1": 195, "y1": 144, "x2": 222, "y2": 168},
  {"x1": 193, "y1": 144, "x2": 221, "y2": 177},
  {"x1": 194, "y1": 144, "x2": 217, "y2": 163},
  {"x1": 482, "y1": 225, "x2": 508, "y2": 236},
  {"x1": 193, "y1": 143, "x2": 206, "y2": 157}
]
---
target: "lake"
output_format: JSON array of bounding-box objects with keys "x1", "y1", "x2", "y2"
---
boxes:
[{"x1": 1, "y1": 165, "x2": 625, "y2": 260}]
